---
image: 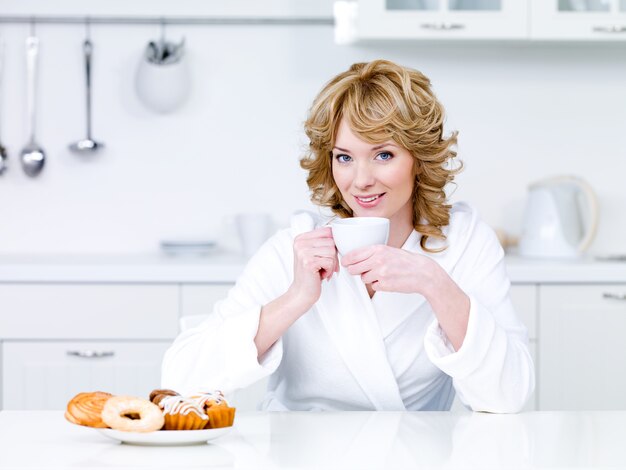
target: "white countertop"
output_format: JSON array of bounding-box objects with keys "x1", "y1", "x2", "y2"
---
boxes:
[
  {"x1": 1, "y1": 410, "x2": 625, "y2": 469},
  {"x1": 0, "y1": 252, "x2": 247, "y2": 283},
  {"x1": 504, "y1": 255, "x2": 626, "y2": 283},
  {"x1": 1, "y1": 253, "x2": 626, "y2": 283}
]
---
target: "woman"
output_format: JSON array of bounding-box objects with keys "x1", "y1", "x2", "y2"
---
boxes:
[{"x1": 162, "y1": 60, "x2": 534, "y2": 413}]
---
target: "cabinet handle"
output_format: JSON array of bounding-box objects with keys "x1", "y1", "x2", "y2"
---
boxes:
[
  {"x1": 593, "y1": 25, "x2": 626, "y2": 33},
  {"x1": 602, "y1": 293, "x2": 626, "y2": 301},
  {"x1": 421, "y1": 22, "x2": 465, "y2": 31},
  {"x1": 67, "y1": 350, "x2": 115, "y2": 358}
]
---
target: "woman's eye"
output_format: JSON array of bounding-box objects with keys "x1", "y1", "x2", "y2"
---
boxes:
[
  {"x1": 336, "y1": 154, "x2": 352, "y2": 163},
  {"x1": 376, "y1": 152, "x2": 393, "y2": 161}
]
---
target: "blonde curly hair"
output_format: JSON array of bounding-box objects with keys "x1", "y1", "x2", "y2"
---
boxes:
[{"x1": 300, "y1": 59, "x2": 461, "y2": 252}]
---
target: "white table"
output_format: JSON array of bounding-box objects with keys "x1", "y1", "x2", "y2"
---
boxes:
[{"x1": 1, "y1": 410, "x2": 625, "y2": 469}]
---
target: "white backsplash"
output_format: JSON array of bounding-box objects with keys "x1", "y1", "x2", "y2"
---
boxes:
[{"x1": 0, "y1": 20, "x2": 625, "y2": 255}]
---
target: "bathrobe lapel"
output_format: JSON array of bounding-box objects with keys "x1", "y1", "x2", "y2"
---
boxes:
[
  {"x1": 289, "y1": 212, "x2": 404, "y2": 409},
  {"x1": 370, "y1": 231, "x2": 432, "y2": 336},
  {"x1": 315, "y1": 269, "x2": 406, "y2": 410},
  {"x1": 370, "y1": 230, "x2": 461, "y2": 337},
  {"x1": 290, "y1": 213, "x2": 460, "y2": 411},
  {"x1": 313, "y1": 228, "x2": 462, "y2": 410}
]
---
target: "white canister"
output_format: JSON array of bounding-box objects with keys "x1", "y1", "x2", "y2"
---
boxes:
[{"x1": 235, "y1": 213, "x2": 274, "y2": 258}]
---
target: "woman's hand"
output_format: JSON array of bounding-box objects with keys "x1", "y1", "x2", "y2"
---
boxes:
[
  {"x1": 341, "y1": 245, "x2": 438, "y2": 295},
  {"x1": 288, "y1": 227, "x2": 339, "y2": 311},
  {"x1": 342, "y1": 244, "x2": 470, "y2": 350}
]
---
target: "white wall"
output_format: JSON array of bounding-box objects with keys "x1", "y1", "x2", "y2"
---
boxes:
[{"x1": 1, "y1": 7, "x2": 625, "y2": 255}]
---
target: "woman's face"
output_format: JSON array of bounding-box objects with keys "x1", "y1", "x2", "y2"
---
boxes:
[{"x1": 331, "y1": 119, "x2": 415, "y2": 227}]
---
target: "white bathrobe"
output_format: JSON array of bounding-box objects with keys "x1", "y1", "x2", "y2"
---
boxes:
[{"x1": 161, "y1": 202, "x2": 535, "y2": 413}]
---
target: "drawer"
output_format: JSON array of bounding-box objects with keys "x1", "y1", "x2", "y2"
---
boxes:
[
  {"x1": 2, "y1": 340, "x2": 172, "y2": 410},
  {"x1": 0, "y1": 284, "x2": 179, "y2": 339},
  {"x1": 541, "y1": 284, "x2": 626, "y2": 311},
  {"x1": 510, "y1": 284, "x2": 537, "y2": 340}
]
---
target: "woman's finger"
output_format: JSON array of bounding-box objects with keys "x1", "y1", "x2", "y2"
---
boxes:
[
  {"x1": 360, "y1": 270, "x2": 378, "y2": 285},
  {"x1": 346, "y1": 257, "x2": 375, "y2": 276},
  {"x1": 296, "y1": 227, "x2": 333, "y2": 241},
  {"x1": 300, "y1": 246, "x2": 338, "y2": 260},
  {"x1": 317, "y1": 258, "x2": 336, "y2": 280},
  {"x1": 341, "y1": 245, "x2": 377, "y2": 267}
]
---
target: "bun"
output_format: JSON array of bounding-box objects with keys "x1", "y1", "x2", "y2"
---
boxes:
[{"x1": 65, "y1": 391, "x2": 113, "y2": 428}]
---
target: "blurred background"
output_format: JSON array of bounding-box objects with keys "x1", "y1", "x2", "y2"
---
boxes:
[
  {"x1": 0, "y1": 0, "x2": 624, "y2": 255},
  {"x1": 1, "y1": 0, "x2": 625, "y2": 413}
]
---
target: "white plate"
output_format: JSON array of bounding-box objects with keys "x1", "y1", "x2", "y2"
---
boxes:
[
  {"x1": 97, "y1": 426, "x2": 232, "y2": 446},
  {"x1": 160, "y1": 240, "x2": 217, "y2": 256}
]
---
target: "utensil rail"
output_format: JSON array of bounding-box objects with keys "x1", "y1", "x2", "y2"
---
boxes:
[{"x1": 0, "y1": 16, "x2": 334, "y2": 26}]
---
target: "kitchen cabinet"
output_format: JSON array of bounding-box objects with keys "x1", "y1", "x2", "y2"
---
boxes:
[
  {"x1": 531, "y1": 0, "x2": 626, "y2": 40},
  {"x1": 1, "y1": 254, "x2": 624, "y2": 412},
  {"x1": 357, "y1": 0, "x2": 528, "y2": 40},
  {"x1": 0, "y1": 283, "x2": 180, "y2": 410},
  {"x1": 2, "y1": 341, "x2": 171, "y2": 410},
  {"x1": 538, "y1": 284, "x2": 626, "y2": 410}
]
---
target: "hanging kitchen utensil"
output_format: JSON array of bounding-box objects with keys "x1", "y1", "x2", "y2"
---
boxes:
[
  {"x1": 135, "y1": 22, "x2": 189, "y2": 113},
  {"x1": 20, "y1": 34, "x2": 46, "y2": 177},
  {"x1": 69, "y1": 33, "x2": 104, "y2": 154},
  {"x1": 0, "y1": 37, "x2": 8, "y2": 175}
]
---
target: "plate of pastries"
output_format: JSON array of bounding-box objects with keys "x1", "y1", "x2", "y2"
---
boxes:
[{"x1": 64, "y1": 389, "x2": 236, "y2": 445}]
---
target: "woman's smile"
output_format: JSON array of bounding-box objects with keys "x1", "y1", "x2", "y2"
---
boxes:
[{"x1": 354, "y1": 192, "x2": 386, "y2": 207}]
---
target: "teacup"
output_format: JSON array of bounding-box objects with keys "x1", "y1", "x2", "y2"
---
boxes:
[{"x1": 330, "y1": 217, "x2": 390, "y2": 256}]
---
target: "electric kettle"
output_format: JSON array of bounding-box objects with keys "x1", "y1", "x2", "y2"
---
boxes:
[{"x1": 518, "y1": 176, "x2": 598, "y2": 259}]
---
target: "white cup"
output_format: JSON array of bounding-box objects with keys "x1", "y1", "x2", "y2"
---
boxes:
[
  {"x1": 236, "y1": 213, "x2": 273, "y2": 258},
  {"x1": 330, "y1": 217, "x2": 390, "y2": 256}
]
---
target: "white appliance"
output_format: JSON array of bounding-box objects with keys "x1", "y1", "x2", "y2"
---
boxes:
[{"x1": 518, "y1": 175, "x2": 598, "y2": 259}]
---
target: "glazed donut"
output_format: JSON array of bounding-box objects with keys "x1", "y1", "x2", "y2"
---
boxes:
[
  {"x1": 101, "y1": 395, "x2": 164, "y2": 433},
  {"x1": 65, "y1": 391, "x2": 113, "y2": 428}
]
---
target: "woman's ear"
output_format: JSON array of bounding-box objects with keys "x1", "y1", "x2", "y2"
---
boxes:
[{"x1": 413, "y1": 161, "x2": 422, "y2": 178}]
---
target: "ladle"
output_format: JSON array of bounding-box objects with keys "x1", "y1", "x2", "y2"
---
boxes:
[
  {"x1": 69, "y1": 38, "x2": 103, "y2": 154},
  {"x1": 20, "y1": 36, "x2": 45, "y2": 177},
  {"x1": 0, "y1": 38, "x2": 8, "y2": 175}
]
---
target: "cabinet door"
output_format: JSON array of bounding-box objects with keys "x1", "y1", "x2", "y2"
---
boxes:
[
  {"x1": 358, "y1": 0, "x2": 528, "y2": 40},
  {"x1": 531, "y1": 0, "x2": 626, "y2": 40},
  {"x1": 539, "y1": 284, "x2": 626, "y2": 410},
  {"x1": 2, "y1": 341, "x2": 171, "y2": 410},
  {"x1": 510, "y1": 284, "x2": 538, "y2": 411},
  {"x1": 179, "y1": 284, "x2": 234, "y2": 331},
  {"x1": 510, "y1": 284, "x2": 537, "y2": 340}
]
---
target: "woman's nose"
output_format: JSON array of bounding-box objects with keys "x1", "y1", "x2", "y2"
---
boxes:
[{"x1": 353, "y1": 163, "x2": 376, "y2": 189}]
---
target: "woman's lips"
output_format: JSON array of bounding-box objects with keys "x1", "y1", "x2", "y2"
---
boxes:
[{"x1": 354, "y1": 193, "x2": 385, "y2": 208}]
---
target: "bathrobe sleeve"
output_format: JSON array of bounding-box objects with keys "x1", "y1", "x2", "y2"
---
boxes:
[
  {"x1": 423, "y1": 206, "x2": 535, "y2": 413},
  {"x1": 161, "y1": 228, "x2": 294, "y2": 396}
]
